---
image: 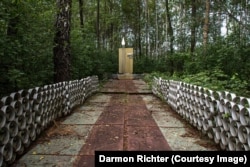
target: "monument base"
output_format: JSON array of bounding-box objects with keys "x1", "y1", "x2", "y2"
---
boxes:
[{"x1": 117, "y1": 73, "x2": 134, "y2": 80}]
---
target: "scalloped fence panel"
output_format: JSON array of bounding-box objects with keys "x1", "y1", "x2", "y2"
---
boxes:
[
  {"x1": 152, "y1": 77, "x2": 250, "y2": 151},
  {"x1": 0, "y1": 76, "x2": 99, "y2": 166}
]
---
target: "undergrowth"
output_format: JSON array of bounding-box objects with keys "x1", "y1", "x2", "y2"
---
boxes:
[{"x1": 143, "y1": 71, "x2": 250, "y2": 98}]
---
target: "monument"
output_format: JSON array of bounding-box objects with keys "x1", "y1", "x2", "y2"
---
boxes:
[{"x1": 118, "y1": 38, "x2": 134, "y2": 80}]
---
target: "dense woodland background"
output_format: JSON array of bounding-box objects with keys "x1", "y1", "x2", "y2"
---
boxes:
[{"x1": 0, "y1": 0, "x2": 249, "y2": 97}]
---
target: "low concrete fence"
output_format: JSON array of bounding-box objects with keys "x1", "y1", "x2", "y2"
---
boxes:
[
  {"x1": 0, "y1": 76, "x2": 99, "y2": 166},
  {"x1": 152, "y1": 77, "x2": 250, "y2": 151}
]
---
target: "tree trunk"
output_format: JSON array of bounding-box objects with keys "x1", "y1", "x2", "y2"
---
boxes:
[
  {"x1": 155, "y1": 0, "x2": 159, "y2": 57},
  {"x1": 190, "y1": 0, "x2": 196, "y2": 54},
  {"x1": 165, "y1": 0, "x2": 174, "y2": 54},
  {"x1": 96, "y1": 0, "x2": 100, "y2": 49},
  {"x1": 109, "y1": 1, "x2": 114, "y2": 50},
  {"x1": 203, "y1": 0, "x2": 210, "y2": 51},
  {"x1": 137, "y1": 0, "x2": 142, "y2": 57},
  {"x1": 78, "y1": 0, "x2": 84, "y2": 29},
  {"x1": 53, "y1": 0, "x2": 72, "y2": 82},
  {"x1": 165, "y1": 0, "x2": 174, "y2": 75},
  {"x1": 179, "y1": 2, "x2": 186, "y2": 52},
  {"x1": 145, "y1": 0, "x2": 149, "y2": 57}
]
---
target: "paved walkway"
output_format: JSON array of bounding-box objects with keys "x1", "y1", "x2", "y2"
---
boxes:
[{"x1": 12, "y1": 79, "x2": 218, "y2": 167}]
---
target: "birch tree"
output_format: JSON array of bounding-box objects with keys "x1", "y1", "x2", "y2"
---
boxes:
[{"x1": 53, "y1": 0, "x2": 72, "y2": 82}]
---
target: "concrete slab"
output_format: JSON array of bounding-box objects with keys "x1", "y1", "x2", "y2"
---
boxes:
[
  {"x1": 152, "y1": 111, "x2": 185, "y2": 127},
  {"x1": 96, "y1": 105, "x2": 125, "y2": 125},
  {"x1": 13, "y1": 155, "x2": 76, "y2": 167},
  {"x1": 28, "y1": 137, "x2": 85, "y2": 155},
  {"x1": 75, "y1": 94, "x2": 111, "y2": 114},
  {"x1": 62, "y1": 111, "x2": 102, "y2": 125},
  {"x1": 141, "y1": 94, "x2": 218, "y2": 151},
  {"x1": 79, "y1": 124, "x2": 124, "y2": 155},
  {"x1": 73, "y1": 155, "x2": 94, "y2": 167},
  {"x1": 159, "y1": 127, "x2": 217, "y2": 150},
  {"x1": 132, "y1": 80, "x2": 152, "y2": 94},
  {"x1": 87, "y1": 94, "x2": 112, "y2": 103},
  {"x1": 141, "y1": 94, "x2": 158, "y2": 101},
  {"x1": 132, "y1": 80, "x2": 145, "y2": 84},
  {"x1": 76, "y1": 104, "x2": 104, "y2": 112},
  {"x1": 141, "y1": 95, "x2": 164, "y2": 109},
  {"x1": 117, "y1": 74, "x2": 134, "y2": 80},
  {"x1": 39, "y1": 124, "x2": 92, "y2": 140},
  {"x1": 143, "y1": 101, "x2": 167, "y2": 112}
]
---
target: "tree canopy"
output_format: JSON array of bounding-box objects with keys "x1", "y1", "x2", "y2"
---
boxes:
[{"x1": 0, "y1": 0, "x2": 249, "y2": 97}]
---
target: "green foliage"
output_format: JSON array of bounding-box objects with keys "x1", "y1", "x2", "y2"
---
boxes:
[
  {"x1": 143, "y1": 71, "x2": 172, "y2": 88},
  {"x1": 0, "y1": 0, "x2": 249, "y2": 100},
  {"x1": 0, "y1": 0, "x2": 55, "y2": 96},
  {"x1": 190, "y1": 70, "x2": 248, "y2": 97},
  {"x1": 134, "y1": 56, "x2": 168, "y2": 74},
  {"x1": 226, "y1": 74, "x2": 249, "y2": 97},
  {"x1": 145, "y1": 68, "x2": 249, "y2": 97},
  {"x1": 223, "y1": 113, "x2": 231, "y2": 119}
]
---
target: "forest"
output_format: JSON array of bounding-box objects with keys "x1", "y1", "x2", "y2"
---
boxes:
[{"x1": 0, "y1": 0, "x2": 249, "y2": 97}]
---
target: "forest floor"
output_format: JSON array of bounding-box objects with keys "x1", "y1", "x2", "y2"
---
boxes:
[{"x1": 12, "y1": 79, "x2": 219, "y2": 167}]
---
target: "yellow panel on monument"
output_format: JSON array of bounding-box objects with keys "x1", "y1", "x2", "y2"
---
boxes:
[{"x1": 118, "y1": 48, "x2": 134, "y2": 80}]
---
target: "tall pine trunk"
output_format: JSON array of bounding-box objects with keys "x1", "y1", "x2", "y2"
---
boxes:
[
  {"x1": 203, "y1": 0, "x2": 210, "y2": 52},
  {"x1": 96, "y1": 0, "x2": 100, "y2": 49},
  {"x1": 78, "y1": 0, "x2": 84, "y2": 30},
  {"x1": 165, "y1": 0, "x2": 174, "y2": 54},
  {"x1": 165, "y1": 0, "x2": 174, "y2": 75},
  {"x1": 53, "y1": 0, "x2": 72, "y2": 82},
  {"x1": 137, "y1": 0, "x2": 142, "y2": 57},
  {"x1": 145, "y1": 0, "x2": 149, "y2": 57},
  {"x1": 155, "y1": 0, "x2": 159, "y2": 57},
  {"x1": 190, "y1": 0, "x2": 196, "y2": 54}
]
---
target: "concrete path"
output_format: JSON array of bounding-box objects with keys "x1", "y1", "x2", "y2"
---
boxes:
[{"x1": 12, "y1": 79, "x2": 218, "y2": 167}]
